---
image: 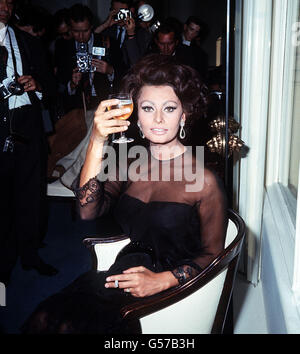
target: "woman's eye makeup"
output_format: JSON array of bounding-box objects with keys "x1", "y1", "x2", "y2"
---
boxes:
[
  {"x1": 140, "y1": 105, "x2": 177, "y2": 112},
  {"x1": 164, "y1": 106, "x2": 177, "y2": 112},
  {"x1": 141, "y1": 106, "x2": 153, "y2": 112}
]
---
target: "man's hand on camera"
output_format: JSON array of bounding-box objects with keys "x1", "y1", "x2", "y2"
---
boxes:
[
  {"x1": 18, "y1": 75, "x2": 41, "y2": 92},
  {"x1": 92, "y1": 59, "x2": 113, "y2": 75},
  {"x1": 70, "y1": 68, "x2": 82, "y2": 90}
]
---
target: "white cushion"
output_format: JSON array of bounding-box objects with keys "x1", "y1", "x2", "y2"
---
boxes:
[
  {"x1": 47, "y1": 179, "x2": 74, "y2": 198},
  {"x1": 95, "y1": 238, "x2": 131, "y2": 271}
]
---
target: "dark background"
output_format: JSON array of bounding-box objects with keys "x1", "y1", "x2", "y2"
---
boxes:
[{"x1": 29, "y1": 0, "x2": 227, "y2": 67}]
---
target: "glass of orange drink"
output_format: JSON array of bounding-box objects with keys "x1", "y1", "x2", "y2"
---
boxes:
[{"x1": 108, "y1": 93, "x2": 134, "y2": 143}]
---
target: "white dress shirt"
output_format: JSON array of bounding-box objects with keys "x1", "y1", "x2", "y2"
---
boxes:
[
  {"x1": 182, "y1": 34, "x2": 191, "y2": 46},
  {"x1": 0, "y1": 25, "x2": 42, "y2": 110}
]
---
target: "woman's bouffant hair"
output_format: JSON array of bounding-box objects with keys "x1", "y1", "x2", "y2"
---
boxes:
[{"x1": 121, "y1": 54, "x2": 208, "y2": 128}]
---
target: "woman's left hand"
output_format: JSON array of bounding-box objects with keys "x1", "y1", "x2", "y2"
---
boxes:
[{"x1": 105, "y1": 267, "x2": 177, "y2": 297}]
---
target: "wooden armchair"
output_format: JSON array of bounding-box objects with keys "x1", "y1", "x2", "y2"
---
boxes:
[{"x1": 83, "y1": 209, "x2": 245, "y2": 334}]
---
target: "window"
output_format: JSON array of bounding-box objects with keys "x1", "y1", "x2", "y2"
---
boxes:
[
  {"x1": 288, "y1": 40, "x2": 300, "y2": 199},
  {"x1": 265, "y1": 0, "x2": 300, "y2": 296},
  {"x1": 265, "y1": 0, "x2": 300, "y2": 222}
]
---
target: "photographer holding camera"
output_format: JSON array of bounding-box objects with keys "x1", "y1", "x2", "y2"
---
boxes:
[
  {"x1": 55, "y1": 4, "x2": 122, "y2": 117},
  {"x1": 96, "y1": 0, "x2": 152, "y2": 68},
  {"x1": 0, "y1": 0, "x2": 58, "y2": 285}
]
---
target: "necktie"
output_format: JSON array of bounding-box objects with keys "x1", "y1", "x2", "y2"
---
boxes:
[{"x1": 0, "y1": 45, "x2": 8, "y2": 81}]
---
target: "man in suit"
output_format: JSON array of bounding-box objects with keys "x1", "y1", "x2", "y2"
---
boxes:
[
  {"x1": 55, "y1": 4, "x2": 121, "y2": 116},
  {"x1": 98, "y1": 0, "x2": 151, "y2": 69},
  {"x1": 0, "y1": 0, "x2": 58, "y2": 285},
  {"x1": 148, "y1": 22, "x2": 197, "y2": 69},
  {"x1": 182, "y1": 16, "x2": 208, "y2": 82}
]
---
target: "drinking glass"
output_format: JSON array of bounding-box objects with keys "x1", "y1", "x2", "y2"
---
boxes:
[{"x1": 108, "y1": 93, "x2": 134, "y2": 143}]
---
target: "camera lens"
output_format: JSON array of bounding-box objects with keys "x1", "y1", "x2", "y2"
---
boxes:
[{"x1": 8, "y1": 80, "x2": 24, "y2": 96}]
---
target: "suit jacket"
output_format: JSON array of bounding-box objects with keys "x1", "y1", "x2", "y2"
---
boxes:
[
  {"x1": 122, "y1": 26, "x2": 152, "y2": 66},
  {"x1": 147, "y1": 42, "x2": 197, "y2": 69},
  {"x1": 13, "y1": 27, "x2": 56, "y2": 108},
  {"x1": 101, "y1": 25, "x2": 132, "y2": 74},
  {"x1": 55, "y1": 33, "x2": 121, "y2": 112},
  {"x1": 183, "y1": 43, "x2": 209, "y2": 82},
  {"x1": 4, "y1": 27, "x2": 56, "y2": 139}
]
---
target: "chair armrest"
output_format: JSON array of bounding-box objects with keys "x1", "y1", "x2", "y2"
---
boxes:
[
  {"x1": 83, "y1": 234, "x2": 130, "y2": 271},
  {"x1": 83, "y1": 234, "x2": 129, "y2": 247}
]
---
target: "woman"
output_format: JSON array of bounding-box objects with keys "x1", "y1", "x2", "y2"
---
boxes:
[{"x1": 22, "y1": 54, "x2": 227, "y2": 334}]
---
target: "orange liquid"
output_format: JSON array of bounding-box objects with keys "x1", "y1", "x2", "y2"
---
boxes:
[{"x1": 108, "y1": 101, "x2": 133, "y2": 120}]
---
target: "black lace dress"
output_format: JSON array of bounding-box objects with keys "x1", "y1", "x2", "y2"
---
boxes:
[{"x1": 22, "y1": 148, "x2": 227, "y2": 334}]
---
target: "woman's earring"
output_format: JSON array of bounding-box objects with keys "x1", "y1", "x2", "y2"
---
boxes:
[
  {"x1": 137, "y1": 122, "x2": 145, "y2": 139},
  {"x1": 179, "y1": 119, "x2": 186, "y2": 140}
]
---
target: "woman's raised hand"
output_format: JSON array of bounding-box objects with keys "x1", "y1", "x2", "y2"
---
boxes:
[{"x1": 91, "y1": 99, "x2": 131, "y2": 143}]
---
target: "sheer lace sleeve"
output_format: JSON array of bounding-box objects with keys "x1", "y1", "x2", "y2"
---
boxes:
[
  {"x1": 171, "y1": 169, "x2": 228, "y2": 285},
  {"x1": 72, "y1": 175, "x2": 125, "y2": 220},
  {"x1": 171, "y1": 264, "x2": 201, "y2": 285}
]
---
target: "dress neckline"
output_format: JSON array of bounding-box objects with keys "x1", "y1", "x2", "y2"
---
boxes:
[{"x1": 122, "y1": 192, "x2": 194, "y2": 208}]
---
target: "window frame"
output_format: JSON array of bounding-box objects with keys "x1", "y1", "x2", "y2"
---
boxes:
[{"x1": 265, "y1": 0, "x2": 300, "y2": 297}]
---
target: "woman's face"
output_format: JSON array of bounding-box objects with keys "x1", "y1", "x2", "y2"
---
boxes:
[{"x1": 137, "y1": 85, "x2": 185, "y2": 145}]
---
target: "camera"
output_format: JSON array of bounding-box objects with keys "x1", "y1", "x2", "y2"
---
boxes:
[
  {"x1": 3, "y1": 135, "x2": 14, "y2": 153},
  {"x1": 149, "y1": 20, "x2": 161, "y2": 33},
  {"x1": 0, "y1": 76, "x2": 24, "y2": 100},
  {"x1": 137, "y1": 4, "x2": 154, "y2": 22},
  {"x1": 2, "y1": 132, "x2": 29, "y2": 153},
  {"x1": 137, "y1": 4, "x2": 160, "y2": 33},
  {"x1": 114, "y1": 8, "x2": 132, "y2": 21},
  {"x1": 76, "y1": 43, "x2": 93, "y2": 73},
  {"x1": 76, "y1": 43, "x2": 106, "y2": 73}
]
